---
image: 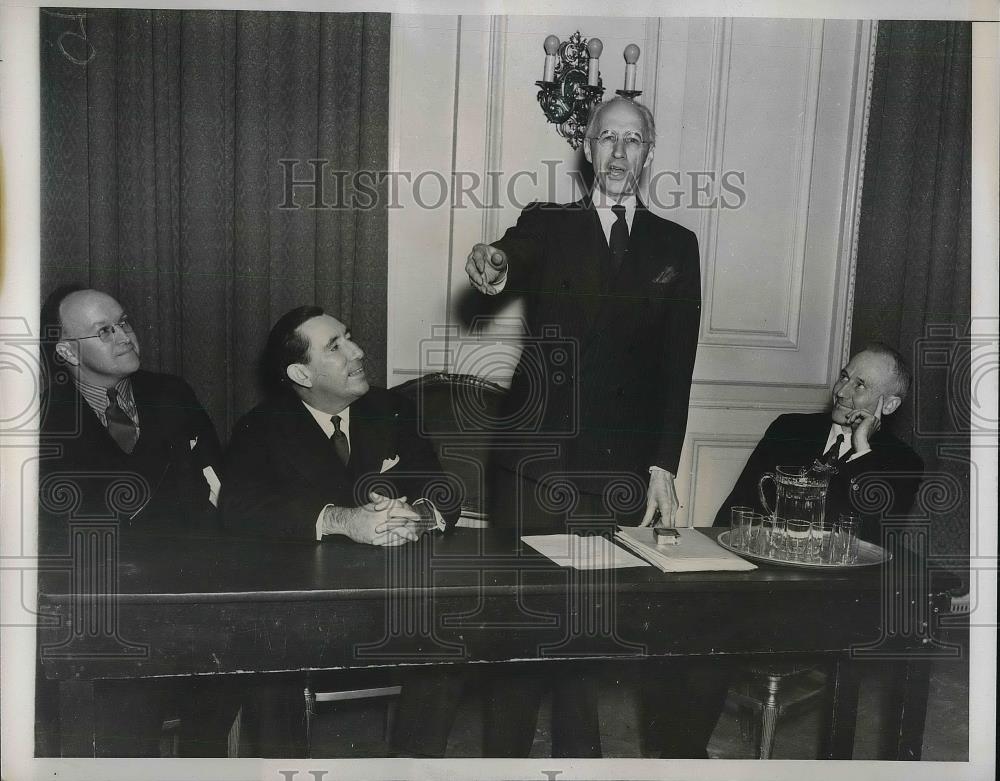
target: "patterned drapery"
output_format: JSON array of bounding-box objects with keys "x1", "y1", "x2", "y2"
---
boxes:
[{"x1": 41, "y1": 9, "x2": 391, "y2": 440}]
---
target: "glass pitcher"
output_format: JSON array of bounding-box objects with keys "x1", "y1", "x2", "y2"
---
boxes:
[{"x1": 758, "y1": 465, "x2": 829, "y2": 528}]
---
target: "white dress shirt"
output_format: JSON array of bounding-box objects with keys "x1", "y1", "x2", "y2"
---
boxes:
[
  {"x1": 305, "y1": 401, "x2": 351, "y2": 540},
  {"x1": 822, "y1": 422, "x2": 871, "y2": 462}
]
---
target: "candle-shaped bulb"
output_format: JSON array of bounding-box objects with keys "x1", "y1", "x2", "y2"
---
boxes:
[
  {"x1": 623, "y1": 43, "x2": 640, "y2": 91},
  {"x1": 542, "y1": 35, "x2": 560, "y2": 82},
  {"x1": 586, "y1": 37, "x2": 603, "y2": 87}
]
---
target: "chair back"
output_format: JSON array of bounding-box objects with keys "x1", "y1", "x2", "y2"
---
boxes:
[{"x1": 393, "y1": 373, "x2": 506, "y2": 523}]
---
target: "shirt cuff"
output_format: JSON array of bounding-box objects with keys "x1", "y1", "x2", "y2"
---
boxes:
[
  {"x1": 492, "y1": 269, "x2": 508, "y2": 293},
  {"x1": 649, "y1": 466, "x2": 676, "y2": 478},
  {"x1": 847, "y1": 447, "x2": 871, "y2": 462},
  {"x1": 412, "y1": 498, "x2": 446, "y2": 532},
  {"x1": 316, "y1": 504, "x2": 334, "y2": 541}
]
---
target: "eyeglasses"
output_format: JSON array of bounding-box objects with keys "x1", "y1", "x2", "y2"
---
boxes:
[
  {"x1": 589, "y1": 131, "x2": 650, "y2": 149},
  {"x1": 66, "y1": 314, "x2": 134, "y2": 343}
]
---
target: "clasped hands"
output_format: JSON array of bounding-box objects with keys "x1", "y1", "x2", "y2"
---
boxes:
[{"x1": 323, "y1": 492, "x2": 437, "y2": 547}]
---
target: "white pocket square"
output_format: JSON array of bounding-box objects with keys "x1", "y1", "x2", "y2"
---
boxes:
[{"x1": 380, "y1": 455, "x2": 401, "y2": 473}]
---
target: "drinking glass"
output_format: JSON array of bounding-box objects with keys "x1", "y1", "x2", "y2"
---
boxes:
[
  {"x1": 785, "y1": 519, "x2": 811, "y2": 559},
  {"x1": 770, "y1": 517, "x2": 788, "y2": 558},
  {"x1": 809, "y1": 522, "x2": 834, "y2": 562},
  {"x1": 835, "y1": 513, "x2": 862, "y2": 564},
  {"x1": 745, "y1": 513, "x2": 765, "y2": 554},
  {"x1": 729, "y1": 506, "x2": 754, "y2": 550}
]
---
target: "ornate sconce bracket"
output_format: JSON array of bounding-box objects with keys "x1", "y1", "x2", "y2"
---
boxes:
[{"x1": 535, "y1": 32, "x2": 605, "y2": 150}]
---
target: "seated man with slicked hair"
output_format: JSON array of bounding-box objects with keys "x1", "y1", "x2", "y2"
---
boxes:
[{"x1": 220, "y1": 305, "x2": 463, "y2": 757}]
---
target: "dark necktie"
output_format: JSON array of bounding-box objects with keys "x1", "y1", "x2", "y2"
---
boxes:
[
  {"x1": 331, "y1": 415, "x2": 350, "y2": 466},
  {"x1": 821, "y1": 433, "x2": 844, "y2": 465},
  {"x1": 105, "y1": 388, "x2": 138, "y2": 454},
  {"x1": 609, "y1": 204, "x2": 629, "y2": 272}
]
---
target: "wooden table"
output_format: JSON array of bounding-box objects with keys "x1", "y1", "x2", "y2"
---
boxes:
[{"x1": 37, "y1": 525, "x2": 953, "y2": 759}]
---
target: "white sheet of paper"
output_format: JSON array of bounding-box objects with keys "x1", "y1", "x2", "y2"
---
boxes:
[{"x1": 522, "y1": 534, "x2": 650, "y2": 570}]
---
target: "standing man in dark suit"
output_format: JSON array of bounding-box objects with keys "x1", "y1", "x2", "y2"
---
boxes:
[
  {"x1": 465, "y1": 97, "x2": 701, "y2": 757},
  {"x1": 38, "y1": 286, "x2": 228, "y2": 757},
  {"x1": 220, "y1": 306, "x2": 462, "y2": 757},
  {"x1": 646, "y1": 344, "x2": 924, "y2": 759},
  {"x1": 467, "y1": 96, "x2": 700, "y2": 532}
]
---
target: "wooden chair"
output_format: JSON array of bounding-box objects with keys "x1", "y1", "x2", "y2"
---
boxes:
[
  {"x1": 728, "y1": 663, "x2": 828, "y2": 759},
  {"x1": 393, "y1": 372, "x2": 506, "y2": 526}
]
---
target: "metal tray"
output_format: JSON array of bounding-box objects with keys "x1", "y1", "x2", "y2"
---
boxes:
[{"x1": 717, "y1": 530, "x2": 892, "y2": 570}]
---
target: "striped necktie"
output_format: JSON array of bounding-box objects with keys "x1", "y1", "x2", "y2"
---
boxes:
[{"x1": 106, "y1": 388, "x2": 138, "y2": 454}]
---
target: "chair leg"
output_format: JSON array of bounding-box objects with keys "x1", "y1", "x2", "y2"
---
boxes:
[
  {"x1": 737, "y1": 705, "x2": 756, "y2": 746},
  {"x1": 384, "y1": 698, "x2": 398, "y2": 742},
  {"x1": 757, "y1": 674, "x2": 783, "y2": 759},
  {"x1": 303, "y1": 688, "x2": 315, "y2": 757}
]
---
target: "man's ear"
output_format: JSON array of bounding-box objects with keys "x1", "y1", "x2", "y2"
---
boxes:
[
  {"x1": 583, "y1": 138, "x2": 593, "y2": 165},
  {"x1": 285, "y1": 363, "x2": 312, "y2": 388},
  {"x1": 641, "y1": 143, "x2": 655, "y2": 171},
  {"x1": 881, "y1": 395, "x2": 902, "y2": 416},
  {"x1": 54, "y1": 341, "x2": 79, "y2": 367}
]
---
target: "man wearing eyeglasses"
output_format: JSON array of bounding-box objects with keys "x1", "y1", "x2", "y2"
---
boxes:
[
  {"x1": 465, "y1": 97, "x2": 701, "y2": 757},
  {"x1": 39, "y1": 287, "x2": 222, "y2": 539},
  {"x1": 37, "y1": 286, "x2": 229, "y2": 757}
]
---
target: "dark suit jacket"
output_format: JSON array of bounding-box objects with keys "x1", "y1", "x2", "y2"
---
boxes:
[
  {"x1": 712, "y1": 412, "x2": 924, "y2": 544},
  {"x1": 39, "y1": 369, "x2": 222, "y2": 547},
  {"x1": 491, "y1": 198, "x2": 701, "y2": 487},
  {"x1": 220, "y1": 387, "x2": 460, "y2": 541}
]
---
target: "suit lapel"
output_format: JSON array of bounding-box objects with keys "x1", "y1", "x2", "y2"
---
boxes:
[
  {"x1": 349, "y1": 391, "x2": 398, "y2": 479},
  {"x1": 277, "y1": 394, "x2": 353, "y2": 493}
]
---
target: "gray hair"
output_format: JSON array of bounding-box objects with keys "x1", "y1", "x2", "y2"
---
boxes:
[
  {"x1": 861, "y1": 342, "x2": 912, "y2": 398},
  {"x1": 586, "y1": 96, "x2": 656, "y2": 142}
]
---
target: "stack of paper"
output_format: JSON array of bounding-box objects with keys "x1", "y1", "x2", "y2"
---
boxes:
[
  {"x1": 614, "y1": 527, "x2": 757, "y2": 572},
  {"x1": 522, "y1": 534, "x2": 650, "y2": 570}
]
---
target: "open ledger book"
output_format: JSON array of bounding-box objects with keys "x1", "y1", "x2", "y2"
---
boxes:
[{"x1": 521, "y1": 528, "x2": 756, "y2": 572}]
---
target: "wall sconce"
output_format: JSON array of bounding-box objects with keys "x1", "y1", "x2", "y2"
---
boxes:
[{"x1": 535, "y1": 32, "x2": 643, "y2": 149}]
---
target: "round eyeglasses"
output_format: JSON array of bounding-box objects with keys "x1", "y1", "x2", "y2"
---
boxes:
[
  {"x1": 66, "y1": 314, "x2": 134, "y2": 343},
  {"x1": 589, "y1": 131, "x2": 650, "y2": 149}
]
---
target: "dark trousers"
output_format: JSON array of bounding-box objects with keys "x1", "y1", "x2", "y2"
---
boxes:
[
  {"x1": 483, "y1": 662, "x2": 602, "y2": 758},
  {"x1": 34, "y1": 676, "x2": 238, "y2": 758},
  {"x1": 641, "y1": 658, "x2": 733, "y2": 758}
]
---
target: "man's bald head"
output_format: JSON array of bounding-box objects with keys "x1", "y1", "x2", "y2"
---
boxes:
[{"x1": 53, "y1": 288, "x2": 141, "y2": 388}]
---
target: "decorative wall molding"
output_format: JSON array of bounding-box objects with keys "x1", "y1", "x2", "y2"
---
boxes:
[
  {"x1": 641, "y1": 17, "x2": 661, "y2": 114},
  {"x1": 836, "y1": 20, "x2": 879, "y2": 371},
  {"x1": 684, "y1": 434, "x2": 762, "y2": 526},
  {"x1": 701, "y1": 19, "x2": 825, "y2": 350},
  {"x1": 695, "y1": 17, "x2": 730, "y2": 348},
  {"x1": 481, "y1": 15, "x2": 508, "y2": 245}
]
